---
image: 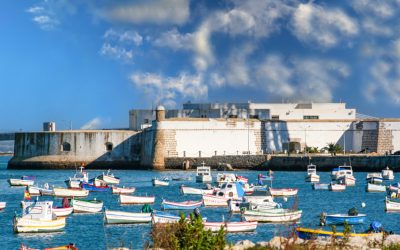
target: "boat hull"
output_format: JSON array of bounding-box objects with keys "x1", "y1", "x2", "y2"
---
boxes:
[
  {"x1": 105, "y1": 210, "x2": 151, "y2": 224},
  {"x1": 243, "y1": 209, "x2": 302, "y2": 223},
  {"x1": 324, "y1": 214, "x2": 366, "y2": 225},
  {"x1": 151, "y1": 212, "x2": 180, "y2": 224},
  {"x1": 99, "y1": 174, "x2": 120, "y2": 184},
  {"x1": 71, "y1": 199, "x2": 103, "y2": 213},
  {"x1": 111, "y1": 186, "x2": 136, "y2": 194},
  {"x1": 385, "y1": 198, "x2": 400, "y2": 212},
  {"x1": 52, "y1": 207, "x2": 73, "y2": 217},
  {"x1": 120, "y1": 195, "x2": 155, "y2": 204},
  {"x1": 8, "y1": 179, "x2": 34, "y2": 186},
  {"x1": 203, "y1": 221, "x2": 258, "y2": 233},
  {"x1": 313, "y1": 183, "x2": 329, "y2": 190},
  {"x1": 162, "y1": 200, "x2": 203, "y2": 210},
  {"x1": 269, "y1": 188, "x2": 298, "y2": 196},
  {"x1": 13, "y1": 217, "x2": 66, "y2": 233},
  {"x1": 366, "y1": 183, "x2": 386, "y2": 192},
  {"x1": 152, "y1": 179, "x2": 169, "y2": 186},
  {"x1": 81, "y1": 183, "x2": 110, "y2": 192},
  {"x1": 329, "y1": 184, "x2": 346, "y2": 191},
  {"x1": 0, "y1": 202, "x2": 6, "y2": 210},
  {"x1": 305, "y1": 174, "x2": 320, "y2": 183},
  {"x1": 196, "y1": 176, "x2": 212, "y2": 183},
  {"x1": 296, "y1": 227, "x2": 378, "y2": 240},
  {"x1": 202, "y1": 194, "x2": 229, "y2": 207},
  {"x1": 180, "y1": 186, "x2": 215, "y2": 195}
]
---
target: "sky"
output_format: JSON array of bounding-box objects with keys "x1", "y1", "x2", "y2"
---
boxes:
[{"x1": 1, "y1": 0, "x2": 400, "y2": 131}]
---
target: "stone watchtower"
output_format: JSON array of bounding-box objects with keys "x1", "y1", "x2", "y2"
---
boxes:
[{"x1": 152, "y1": 105, "x2": 166, "y2": 170}]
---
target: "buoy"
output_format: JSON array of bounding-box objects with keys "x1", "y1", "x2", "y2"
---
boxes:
[
  {"x1": 283, "y1": 197, "x2": 288, "y2": 202},
  {"x1": 361, "y1": 202, "x2": 366, "y2": 208}
]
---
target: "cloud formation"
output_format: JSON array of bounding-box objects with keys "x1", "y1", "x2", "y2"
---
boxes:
[
  {"x1": 100, "y1": 29, "x2": 143, "y2": 63},
  {"x1": 81, "y1": 118, "x2": 103, "y2": 130},
  {"x1": 101, "y1": 0, "x2": 189, "y2": 25},
  {"x1": 26, "y1": 4, "x2": 59, "y2": 30}
]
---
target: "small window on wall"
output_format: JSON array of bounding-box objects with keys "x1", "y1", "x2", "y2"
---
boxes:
[
  {"x1": 62, "y1": 142, "x2": 71, "y2": 152},
  {"x1": 106, "y1": 142, "x2": 113, "y2": 151},
  {"x1": 144, "y1": 119, "x2": 149, "y2": 124},
  {"x1": 271, "y1": 115, "x2": 279, "y2": 120},
  {"x1": 303, "y1": 115, "x2": 319, "y2": 120}
]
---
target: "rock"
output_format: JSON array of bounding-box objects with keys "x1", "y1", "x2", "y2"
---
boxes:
[
  {"x1": 268, "y1": 236, "x2": 287, "y2": 249},
  {"x1": 230, "y1": 240, "x2": 255, "y2": 250}
]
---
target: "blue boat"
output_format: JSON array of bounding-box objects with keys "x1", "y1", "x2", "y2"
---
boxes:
[
  {"x1": 322, "y1": 213, "x2": 366, "y2": 225},
  {"x1": 161, "y1": 200, "x2": 203, "y2": 210},
  {"x1": 296, "y1": 227, "x2": 376, "y2": 240},
  {"x1": 81, "y1": 182, "x2": 110, "y2": 192}
]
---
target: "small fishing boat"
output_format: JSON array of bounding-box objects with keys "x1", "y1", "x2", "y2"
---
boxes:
[
  {"x1": 305, "y1": 164, "x2": 320, "y2": 183},
  {"x1": 242, "y1": 208, "x2": 302, "y2": 223},
  {"x1": 162, "y1": 200, "x2": 203, "y2": 210},
  {"x1": 329, "y1": 183, "x2": 346, "y2": 191},
  {"x1": 180, "y1": 185, "x2": 215, "y2": 195},
  {"x1": 388, "y1": 183, "x2": 400, "y2": 192},
  {"x1": 53, "y1": 188, "x2": 89, "y2": 198},
  {"x1": 385, "y1": 197, "x2": 400, "y2": 212},
  {"x1": 104, "y1": 210, "x2": 152, "y2": 224},
  {"x1": 120, "y1": 194, "x2": 155, "y2": 205},
  {"x1": 217, "y1": 173, "x2": 237, "y2": 185},
  {"x1": 71, "y1": 198, "x2": 103, "y2": 213},
  {"x1": 111, "y1": 186, "x2": 136, "y2": 194},
  {"x1": 53, "y1": 206, "x2": 74, "y2": 217},
  {"x1": 338, "y1": 175, "x2": 356, "y2": 186},
  {"x1": 28, "y1": 183, "x2": 53, "y2": 196},
  {"x1": 65, "y1": 166, "x2": 89, "y2": 188},
  {"x1": 203, "y1": 221, "x2": 258, "y2": 233},
  {"x1": 312, "y1": 183, "x2": 329, "y2": 190},
  {"x1": 382, "y1": 167, "x2": 394, "y2": 180},
  {"x1": 331, "y1": 164, "x2": 354, "y2": 180},
  {"x1": 0, "y1": 202, "x2": 6, "y2": 210},
  {"x1": 196, "y1": 163, "x2": 212, "y2": 183},
  {"x1": 243, "y1": 195, "x2": 275, "y2": 205},
  {"x1": 366, "y1": 173, "x2": 383, "y2": 184},
  {"x1": 229, "y1": 198, "x2": 278, "y2": 213},
  {"x1": 81, "y1": 181, "x2": 110, "y2": 192},
  {"x1": 151, "y1": 211, "x2": 181, "y2": 224},
  {"x1": 269, "y1": 188, "x2": 298, "y2": 196},
  {"x1": 321, "y1": 213, "x2": 366, "y2": 225},
  {"x1": 8, "y1": 176, "x2": 35, "y2": 186},
  {"x1": 14, "y1": 201, "x2": 66, "y2": 233},
  {"x1": 258, "y1": 172, "x2": 273, "y2": 182},
  {"x1": 202, "y1": 182, "x2": 245, "y2": 207},
  {"x1": 296, "y1": 227, "x2": 379, "y2": 240},
  {"x1": 152, "y1": 178, "x2": 169, "y2": 186},
  {"x1": 366, "y1": 183, "x2": 386, "y2": 192},
  {"x1": 21, "y1": 243, "x2": 78, "y2": 250},
  {"x1": 97, "y1": 169, "x2": 120, "y2": 184}
]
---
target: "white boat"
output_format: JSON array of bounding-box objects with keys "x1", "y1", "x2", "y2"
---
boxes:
[
  {"x1": 180, "y1": 185, "x2": 215, "y2": 195},
  {"x1": 331, "y1": 164, "x2": 354, "y2": 181},
  {"x1": 98, "y1": 169, "x2": 120, "y2": 184},
  {"x1": 151, "y1": 211, "x2": 181, "y2": 224},
  {"x1": 196, "y1": 163, "x2": 212, "y2": 183},
  {"x1": 366, "y1": 173, "x2": 383, "y2": 184},
  {"x1": 8, "y1": 176, "x2": 35, "y2": 186},
  {"x1": 104, "y1": 210, "x2": 152, "y2": 224},
  {"x1": 366, "y1": 183, "x2": 386, "y2": 192},
  {"x1": 305, "y1": 164, "x2": 320, "y2": 183},
  {"x1": 244, "y1": 195, "x2": 275, "y2": 205},
  {"x1": 65, "y1": 167, "x2": 89, "y2": 188},
  {"x1": 14, "y1": 201, "x2": 66, "y2": 233},
  {"x1": 385, "y1": 197, "x2": 400, "y2": 212},
  {"x1": 243, "y1": 209, "x2": 302, "y2": 223},
  {"x1": 53, "y1": 187, "x2": 89, "y2": 198},
  {"x1": 382, "y1": 167, "x2": 394, "y2": 180},
  {"x1": 203, "y1": 221, "x2": 258, "y2": 233},
  {"x1": 202, "y1": 182, "x2": 245, "y2": 207},
  {"x1": 111, "y1": 186, "x2": 136, "y2": 194},
  {"x1": 229, "y1": 197, "x2": 277, "y2": 213},
  {"x1": 329, "y1": 183, "x2": 346, "y2": 191},
  {"x1": 28, "y1": 183, "x2": 53, "y2": 196},
  {"x1": 120, "y1": 194, "x2": 155, "y2": 205},
  {"x1": 217, "y1": 173, "x2": 237, "y2": 185},
  {"x1": 0, "y1": 202, "x2": 6, "y2": 210},
  {"x1": 152, "y1": 178, "x2": 169, "y2": 186},
  {"x1": 52, "y1": 207, "x2": 73, "y2": 217},
  {"x1": 338, "y1": 175, "x2": 356, "y2": 186},
  {"x1": 71, "y1": 198, "x2": 103, "y2": 213},
  {"x1": 269, "y1": 188, "x2": 298, "y2": 196}
]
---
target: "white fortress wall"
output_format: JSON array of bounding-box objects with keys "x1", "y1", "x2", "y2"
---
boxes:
[{"x1": 382, "y1": 121, "x2": 400, "y2": 152}]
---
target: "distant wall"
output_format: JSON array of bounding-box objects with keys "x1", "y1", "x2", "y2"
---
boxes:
[{"x1": 8, "y1": 130, "x2": 142, "y2": 169}]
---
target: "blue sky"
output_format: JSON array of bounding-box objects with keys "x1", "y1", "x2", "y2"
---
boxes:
[{"x1": 1, "y1": 0, "x2": 400, "y2": 131}]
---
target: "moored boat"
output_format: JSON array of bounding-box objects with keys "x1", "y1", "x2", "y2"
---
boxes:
[
  {"x1": 202, "y1": 182, "x2": 245, "y2": 207},
  {"x1": 269, "y1": 188, "x2": 298, "y2": 196},
  {"x1": 21, "y1": 243, "x2": 78, "y2": 250},
  {"x1": 97, "y1": 169, "x2": 120, "y2": 184},
  {"x1": 329, "y1": 183, "x2": 346, "y2": 191},
  {"x1": 152, "y1": 178, "x2": 169, "y2": 186},
  {"x1": 65, "y1": 166, "x2": 89, "y2": 188},
  {"x1": 385, "y1": 197, "x2": 400, "y2": 212},
  {"x1": 14, "y1": 201, "x2": 66, "y2": 233},
  {"x1": 8, "y1": 176, "x2": 35, "y2": 186},
  {"x1": 53, "y1": 206, "x2": 74, "y2": 217},
  {"x1": 0, "y1": 202, "x2": 6, "y2": 210},
  {"x1": 71, "y1": 198, "x2": 103, "y2": 213},
  {"x1": 366, "y1": 173, "x2": 383, "y2": 184},
  {"x1": 104, "y1": 210, "x2": 151, "y2": 224},
  {"x1": 162, "y1": 200, "x2": 203, "y2": 210},
  {"x1": 180, "y1": 185, "x2": 215, "y2": 195},
  {"x1": 203, "y1": 221, "x2": 258, "y2": 233},
  {"x1": 366, "y1": 183, "x2": 386, "y2": 192},
  {"x1": 296, "y1": 227, "x2": 380, "y2": 240},
  {"x1": 338, "y1": 175, "x2": 356, "y2": 186},
  {"x1": 217, "y1": 173, "x2": 237, "y2": 185},
  {"x1": 321, "y1": 213, "x2": 366, "y2": 225},
  {"x1": 331, "y1": 164, "x2": 354, "y2": 181},
  {"x1": 28, "y1": 184, "x2": 53, "y2": 196},
  {"x1": 382, "y1": 167, "x2": 394, "y2": 180},
  {"x1": 120, "y1": 194, "x2": 155, "y2": 205},
  {"x1": 312, "y1": 183, "x2": 329, "y2": 190},
  {"x1": 81, "y1": 182, "x2": 110, "y2": 192},
  {"x1": 242, "y1": 209, "x2": 302, "y2": 223},
  {"x1": 196, "y1": 163, "x2": 212, "y2": 183},
  {"x1": 151, "y1": 211, "x2": 180, "y2": 224},
  {"x1": 305, "y1": 164, "x2": 320, "y2": 183},
  {"x1": 53, "y1": 188, "x2": 89, "y2": 198},
  {"x1": 111, "y1": 186, "x2": 136, "y2": 194}
]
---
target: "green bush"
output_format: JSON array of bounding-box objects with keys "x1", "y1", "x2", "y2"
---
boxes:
[{"x1": 150, "y1": 213, "x2": 226, "y2": 250}]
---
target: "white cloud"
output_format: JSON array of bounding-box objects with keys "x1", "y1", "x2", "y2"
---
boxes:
[
  {"x1": 362, "y1": 18, "x2": 393, "y2": 37},
  {"x1": 104, "y1": 29, "x2": 143, "y2": 46},
  {"x1": 290, "y1": 3, "x2": 358, "y2": 48},
  {"x1": 352, "y1": 0, "x2": 396, "y2": 19},
  {"x1": 101, "y1": 0, "x2": 189, "y2": 25},
  {"x1": 26, "y1": 3, "x2": 59, "y2": 30},
  {"x1": 26, "y1": 6, "x2": 45, "y2": 14},
  {"x1": 153, "y1": 28, "x2": 194, "y2": 50},
  {"x1": 100, "y1": 43, "x2": 133, "y2": 62},
  {"x1": 81, "y1": 118, "x2": 103, "y2": 130},
  {"x1": 130, "y1": 72, "x2": 208, "y2": 107}
]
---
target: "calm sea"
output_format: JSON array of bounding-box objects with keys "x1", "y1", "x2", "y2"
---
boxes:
[{"x1": 1, "y1": 155, "x2": 399, "y2": 249}]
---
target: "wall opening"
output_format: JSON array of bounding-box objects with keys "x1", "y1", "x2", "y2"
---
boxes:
[
  {"x1": 106, "y1": 142, "x2": 113, "y2": 151},
  {"x1": 62, "y1": 142, "x2": 71, "y2": 152}
]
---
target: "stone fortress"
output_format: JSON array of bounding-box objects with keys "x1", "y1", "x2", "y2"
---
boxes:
[{"x1": 8, "y1": 102, "x2": 400, "y2": 170}]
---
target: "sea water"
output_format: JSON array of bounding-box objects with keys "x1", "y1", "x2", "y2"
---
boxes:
[{"x1": 1, "y1": 155, "x2": 399, "y2": 249}]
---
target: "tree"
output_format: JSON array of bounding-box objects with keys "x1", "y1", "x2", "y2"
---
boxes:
[{"x1": 324, "y1": 143, "x2": 343, "y2": 156}]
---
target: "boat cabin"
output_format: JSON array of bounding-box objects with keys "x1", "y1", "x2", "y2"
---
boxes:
[{"x1": 21, "y1": 201, "x2": 54, "y2": 220}]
